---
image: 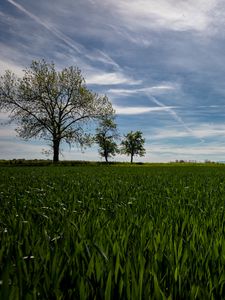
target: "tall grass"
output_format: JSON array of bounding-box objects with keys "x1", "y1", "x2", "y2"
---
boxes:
[{"x1": 1, "y1": 165, "x2": 225, "y2": 299}]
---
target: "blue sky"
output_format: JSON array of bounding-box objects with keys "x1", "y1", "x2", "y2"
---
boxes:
[{"x1": 1, "y1": 0, "x2": 225, "y2": 162}]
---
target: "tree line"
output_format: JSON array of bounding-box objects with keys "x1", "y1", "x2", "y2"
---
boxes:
[
  {"x1": 96, "y1": 117, "x2": 145, "y2": 163},
  {"x1": 0, "y1": 60, "x2": 146, "y2": 163}
]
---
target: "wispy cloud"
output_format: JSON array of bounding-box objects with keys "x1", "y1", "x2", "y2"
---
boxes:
[
  {"x1": 85, "y1": 49, "x2": 121, "y2": 70},
  {"x1": 7, "y1": 0, "x2": 120, "y2": 70},
  {"x1": 109, "y1": 84, "x2": 193, "y2": 135},
  {"x1": 108, "y1": 84, "x2": 177, "y2": 96},
  {"x1": 7, "y1": 0, "x2": 84, "y2": 53},
  {"x1": 147, "y1": 94, "x2": 194, "y2": 134},
  {"x1": 0, "y1": 139, "x2": 45, "y2": 159},
  {"x1": 0, "y1": 58, "x2": 23, "y2": 76},
  {"x1": 0, "y1": 126, "x2": 17, "y2": 137},
  {"x1": 101, "y1": 0, "x2": 219, "y2": 33},
  {"x1": 86, "y1": 72, "x2": 141, "y2": 85},
  {"x1": 152, "y1": 123, "x2": 225, "y2": 141},
  {"x1": 108, "y1": 83, "x2": 178, "y2": 95},
  {"x1": 114, "y1": 105, "x2": 176, "y2": 115},
  {"x1": 150, "y1": 144, "x2": 225, "y2": 157}
]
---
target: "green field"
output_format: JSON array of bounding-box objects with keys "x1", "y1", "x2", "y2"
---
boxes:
[{"x1": 1, "y1": 164, "x2": 225, "y2": 299}]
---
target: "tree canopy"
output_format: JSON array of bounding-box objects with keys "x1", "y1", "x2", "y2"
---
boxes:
[
  {"x1": 95, "y1": 116, "x2": 119, "y2": 162},
  {"x1": 0, "y1": 60, "x2": 114, "y2": 162},
  {"x1": 121, "y1": 130, "x2": 146, "y2": 163}
]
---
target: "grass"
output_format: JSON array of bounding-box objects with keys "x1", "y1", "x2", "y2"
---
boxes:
[{"x1": 1, "y1": 164, "x2": 225, "y2": 299}]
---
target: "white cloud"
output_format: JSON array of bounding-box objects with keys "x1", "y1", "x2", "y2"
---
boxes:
[
  {"x1": 108, "y1": 84, "x2": 192, "y2": 136},
  {"x1": 0, "y1": 112, "x2": 11, "y2": 121},
  {"x1": 114, "y1": 105, "x2": 176, "y2": 115},
  {"x1": 108, "y1": 83, "x2": 177, "y2": 96},
  {"x1": 86, "y1": 72, "x2": 141, "y2": 85},
  {"x1": 7, "y1": 0, "x2": 121, "y2": 70},
  {"x1": 0, "y1": 140, "x2": 45, "y2": 159},
  {"x1": 7, "y1": 0, "x2": 84, "y2": 54},
  {"x1": 0, "y1": 126, "x2": 16, "y2": 138},
  {"x1": 152, "y1": 123, "x2": 225, "y2": 140},
  {"x1": 147, "y1": 94, "x2": 194, "y2": 135},
  {"x1": 85, "y1": 50, "x2": 121, "y2": 70},
  {"x1": 0, "y1": 59, "x2": 23, "y2": 76},
  {"x1": 150, "y1": 144, "x2": 225, "y2": 156},
  {"x1": 103, "y1": 0, "x2": 219, "y2": 33}
]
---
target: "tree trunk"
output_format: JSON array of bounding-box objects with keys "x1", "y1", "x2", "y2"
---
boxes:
[
  {"x1": 104, "y1": 152, "x2": 108, "y2": 163},
  {"x1": 53, "y1": 138, "x2": 60, "y2": 163},
  {"x1": 131, "y1": 154, "x2": 133, "y2": 163},
  {"x1": 104, "y1": 148, "x2": 108, "y2": 163}
]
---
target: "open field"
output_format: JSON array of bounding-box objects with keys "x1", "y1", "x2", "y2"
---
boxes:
[{"x1": 1, "y1": 164, "x2": 225, "y2": 299}]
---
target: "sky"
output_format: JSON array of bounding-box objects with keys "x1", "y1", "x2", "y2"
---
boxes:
[{"x1": 1, "y1": 0, "x2": 225, "y2": 162}]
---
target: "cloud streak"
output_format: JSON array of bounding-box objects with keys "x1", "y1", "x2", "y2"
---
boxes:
[
  {"x1": 0, "y1": 58, "x2": 23, "y2": 76},
  {"x1": 7, "y1": 0, "x2": 121, "y2": 71},
  {"x1": 108, "y1": 84, "x2": 177, "y2": 96},
  {"x1": 150, "y1": 144, "x2": 225, "y2": 157},
  {"x1": 109, "y1": 85, "x2": 195, "y2": 136},
  {"x1": 7, "y1": 0, "x2": 84, "y2": 53},
  {"x1": 86, "y1": 72, "x2": 141, "y2": 85},
  {"x1": 146, "y1": 94, "x2": 194, "y2": 134},
  {"x1": 108, "y1": 85, "x2": 179, "y2": 117},
  {"x1": 101, "y1": 0, "x2": 219, "y2": 33},
  {"x1": 114, "y1": 104, "x2": 176, "y2": 115},
  {"x1": 152, "y1": 123, "x2": 225, "y2": 140}
]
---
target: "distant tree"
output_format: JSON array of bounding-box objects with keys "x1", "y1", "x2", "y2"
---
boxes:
[
  {"x1": 95, "y1": 116, "x2": 119, "y2": 163},
  {"x1": 121, "y1": 130, "x2": 146, "y2": 163},
  {"x1": 0, "y1": 60, "x2": 114, "y2": 163}
]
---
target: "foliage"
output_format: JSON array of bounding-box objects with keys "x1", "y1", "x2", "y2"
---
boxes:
[
  {"x1": 121, "y1": 130, "x2": 146, "y2": 163},
  {"x1": 0, "y1": 60, "x2": 114, "y2": 162},
  {"x1": 1, "y1": 165, "x2": 225, "y2": 298},
  {"x1": 95, "y1": 116, "x2": 119, "y2": 162}
]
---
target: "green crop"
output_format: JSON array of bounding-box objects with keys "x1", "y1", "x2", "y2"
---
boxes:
[{"x1": 1, "y1": 165, "x2": 225, "y2": 299}]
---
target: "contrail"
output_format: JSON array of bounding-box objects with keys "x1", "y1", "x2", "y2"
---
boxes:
[
  {"x1": 7, "y1": 0, "x2": 84, "y2": 54},
  {"x1": 7, "y1": 0, "x2": 119, "y2": 69},
  {"x1": 110, "y1": 86, "x2": 208, "y2": 142},
  {"x1": 109, "y1": 86, "x2": 195, "y2": 134},
  {"x1": 146, "y1": 94, "x2": 204, "y2": 141},
  {"x1": 148, "y1": 94, "x2": 191, "y2": 130}
]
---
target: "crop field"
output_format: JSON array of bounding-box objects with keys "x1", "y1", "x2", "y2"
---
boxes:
[{"x1": 1, "y1": 164, "x2": 225, "y2": 299}]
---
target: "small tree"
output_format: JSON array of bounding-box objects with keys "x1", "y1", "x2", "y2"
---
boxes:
[
  {"x1": 121, "y1": 130, "x2": 146, "y2": 163},
  {"x1": 95, "y1": 116, "x2": 119, "y2": 163},
  {"x1": 0, "y1": 60, "x2": 114, "y2": 162}
]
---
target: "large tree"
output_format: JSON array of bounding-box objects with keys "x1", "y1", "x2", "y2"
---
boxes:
[
  {"x1": 0, "y1": 60, "x2": 114, "y2": 162},
  {"x1": 95, "y1": 116, "x2": 119, "y2": 163},
  {"x1": 121, "y1": 130, "x2": 146, "y2": 163}
]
